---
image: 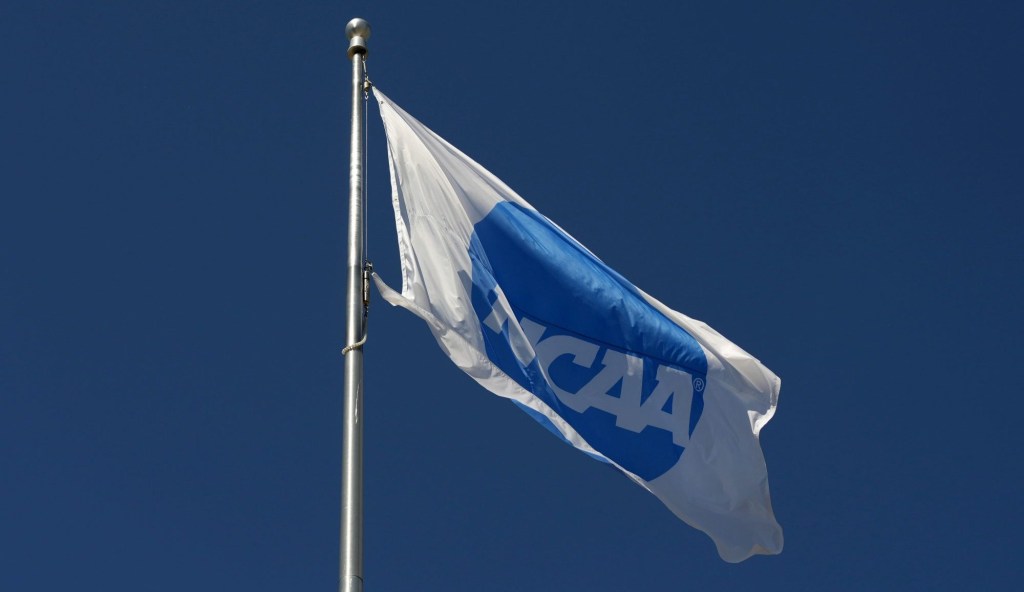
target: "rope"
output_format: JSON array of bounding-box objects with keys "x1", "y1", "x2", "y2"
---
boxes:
[
  {"x1": 341, "y1": 314, "x2": 368, "y2": 355},
  {"x1": 359, "y1": 56, "x2": 374, "y2": 271}
]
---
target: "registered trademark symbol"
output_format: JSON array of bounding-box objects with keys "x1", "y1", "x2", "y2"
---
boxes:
[{"x1": 693, "y1": 377, "x2": 705, "y2": 392}]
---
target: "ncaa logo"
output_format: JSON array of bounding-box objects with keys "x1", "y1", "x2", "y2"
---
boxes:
[{"x1": 469, "y1": 202, "x2": 709, "y2": 481}]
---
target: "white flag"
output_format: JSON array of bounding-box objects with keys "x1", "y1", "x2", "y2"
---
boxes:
[{"x1": 372, "y1": 88, "x2": 783, "y2": 562}]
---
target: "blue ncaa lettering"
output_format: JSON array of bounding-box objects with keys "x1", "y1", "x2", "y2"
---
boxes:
[{"x1": 469, "y1": 202, "x2": 708, "y2": 481}]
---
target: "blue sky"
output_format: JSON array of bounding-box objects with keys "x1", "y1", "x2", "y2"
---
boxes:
[{"x1": 2, "y1": 1, "x2": 1022, "y2": 590}]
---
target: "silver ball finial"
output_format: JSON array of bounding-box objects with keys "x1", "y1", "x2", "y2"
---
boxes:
[{"x1": 346, "y1": 18, "x2": 370, "y2": 58}]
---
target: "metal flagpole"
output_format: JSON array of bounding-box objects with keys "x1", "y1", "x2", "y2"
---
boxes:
[{"x1": 341, "y1": 17, "x2": 370, "y2": 592}]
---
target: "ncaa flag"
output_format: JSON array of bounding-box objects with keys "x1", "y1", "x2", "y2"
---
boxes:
[{"x1": 371, "y1": 88, "x2": 783, "y2": 562}]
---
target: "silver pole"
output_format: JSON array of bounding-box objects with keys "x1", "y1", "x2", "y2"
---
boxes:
[{"x1": 341, "y1": 17, "x2": 370, "y2": 592}]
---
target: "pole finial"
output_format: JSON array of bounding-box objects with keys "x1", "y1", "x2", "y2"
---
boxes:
[{"x1": 346, "y1": 18, "x2": 371, "y2": 58}]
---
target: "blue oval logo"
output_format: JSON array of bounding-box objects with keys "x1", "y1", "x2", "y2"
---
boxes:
[{"x1": 469, "y1": 202, "x2": 707, "y2": 481}]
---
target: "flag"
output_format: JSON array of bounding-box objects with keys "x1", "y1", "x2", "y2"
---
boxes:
[{"x1": 371, "y1": 88, "x2": 783, "y2": 562}]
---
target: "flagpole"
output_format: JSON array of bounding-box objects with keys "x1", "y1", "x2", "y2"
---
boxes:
[{"x1": 341, "y1": 17, "x2": 370, "y2": 592}]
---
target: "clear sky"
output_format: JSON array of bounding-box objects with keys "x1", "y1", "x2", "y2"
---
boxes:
[{"x1": 2, "y1": 1, "x2": 1022, "y2": 590}]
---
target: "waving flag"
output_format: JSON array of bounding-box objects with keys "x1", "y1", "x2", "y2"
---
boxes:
[{"x1": 372, "y1": 88, "x2": 783, "y2": 562}]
